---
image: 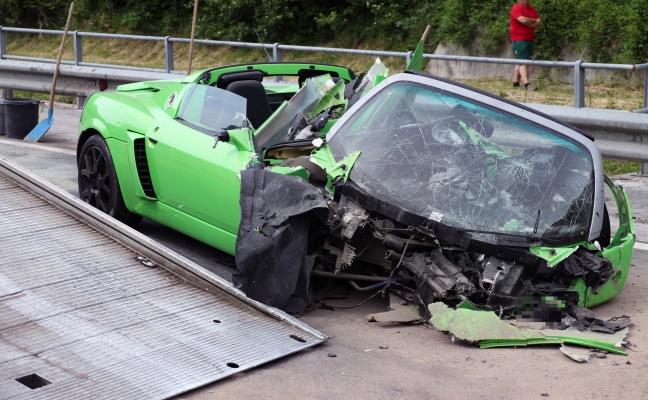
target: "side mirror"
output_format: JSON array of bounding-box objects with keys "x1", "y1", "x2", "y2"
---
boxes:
[{"x1": 212, "y1": 131, "x2": 230, "y2": 149}]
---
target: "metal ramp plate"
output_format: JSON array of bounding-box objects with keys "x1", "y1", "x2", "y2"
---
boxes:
[{"x1": 0, "y1": 158, "x2": 326, "y2": 399}]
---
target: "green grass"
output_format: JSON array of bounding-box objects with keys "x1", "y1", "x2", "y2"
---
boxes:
[{"x1": 603, "y1": 160, "x2": 640, "y2": 176}]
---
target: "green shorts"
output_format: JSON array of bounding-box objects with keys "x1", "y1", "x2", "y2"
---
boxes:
[{"x1": 512, "y1": 40, "x2": 534, "y2": 60}]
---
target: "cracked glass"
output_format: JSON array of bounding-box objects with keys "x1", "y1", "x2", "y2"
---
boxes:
[{"x1": 328, "y1": 81, "x2": 594, "y2": 245}]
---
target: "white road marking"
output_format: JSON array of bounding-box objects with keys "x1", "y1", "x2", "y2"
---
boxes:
[
  {"x1": 0, "y1": 138, "x2": 75, "y2": 155},
  {"x1": 634, "y1": 242, "x2": 648, "y2": 251}
]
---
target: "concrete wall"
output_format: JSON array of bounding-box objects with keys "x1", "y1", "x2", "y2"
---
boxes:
[
  {"x1": 425, "y1": 42, "x2": 642, "y2": 85},
  {"x1": 425, "y1": 42, "x2": 516, "y2": 80}
]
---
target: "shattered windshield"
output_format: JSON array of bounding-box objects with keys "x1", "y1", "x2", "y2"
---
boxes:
[
  {"x1": 328, "y1": 81, "x2": 595, "y2": 244},
  {"x1": 177, "y1": 84, "x2": 247, "y2": 134}
]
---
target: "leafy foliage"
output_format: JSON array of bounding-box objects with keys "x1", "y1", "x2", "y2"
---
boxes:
[
  {"x1": 2, "y1": 0, "x2": 648, "y2": 63},
  {"x1": 0, "y1": 0, "x2": 70, "y2": 28},
  {"x1": 0, "y1": 0, "x2": 193, "y2": 35}
]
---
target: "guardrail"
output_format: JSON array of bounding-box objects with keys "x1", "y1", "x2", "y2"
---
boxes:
[
  {"x1": 526, "y1": 104, "x2": 648, "y2": 172},
  {"x1": 1, "y1": 59, "x2": 647, "y2": 172},
  {"x1": 0, "y1": 60, "x2": 183, "y2": 97},
  {"x1": 1, "y1": 28, "x2": 647, "y2": 171},
  {"x1": 2, "y1": 26, "x2": 648, "y2": 109}
]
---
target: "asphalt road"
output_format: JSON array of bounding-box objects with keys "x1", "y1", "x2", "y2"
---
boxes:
[{"x1": 2, "y1": 105, "x2": 648, "y2": 399}]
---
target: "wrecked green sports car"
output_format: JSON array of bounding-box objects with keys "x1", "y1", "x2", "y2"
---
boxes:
[{"x1": 77, "y1": 60, "x2": 635, "y2": 329}]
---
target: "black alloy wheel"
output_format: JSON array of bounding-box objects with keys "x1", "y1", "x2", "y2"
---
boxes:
[{"x1": 78, "y1": 134, "x2": 141, "y2": 226}]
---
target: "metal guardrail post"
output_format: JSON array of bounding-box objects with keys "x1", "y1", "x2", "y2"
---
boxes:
[
  {"x1": 573, "y1": 60, "x2": 585, "y2": 108},
  {"x1": 73, "y1": 31, "x2": 82, "y2": 65},
  {"x1": 273, "y1": 43, "x2": 282, "y2": 82},
  {"x1": 644, "y1": 69, "x2": 648, "y2": 109},
  {"x1": 406, "y1": 51, "x2": 413, "y2": 67},
  {"x1": 164, "y1": 36, "x2": 174, "y2": 73},
  {"x1": 73, "y1": 31, "x2": 86, "y2": 108},
  {"x1": 0, "y1": 27, "x2": 6, "y2": 59},
  {"x1": 0, "y1": 28, "x2": 13, "y2": 99},
  {"x1": 272, "y1": 43, "x2": 282, "y2": 62}
]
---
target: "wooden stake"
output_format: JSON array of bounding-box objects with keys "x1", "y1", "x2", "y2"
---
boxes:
[
  {"x1": 187, "y1": 0, "x2": 199, "y2": 75},
  {"x1": 422, "y1": 25, "x2": 431, "y2": 43}
]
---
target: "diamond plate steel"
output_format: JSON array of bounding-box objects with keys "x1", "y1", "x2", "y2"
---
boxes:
[{"x1": 0, "y1": 163, "x2": 325, "y2": 399}]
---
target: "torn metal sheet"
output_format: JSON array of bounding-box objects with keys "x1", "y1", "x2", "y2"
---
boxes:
[
  {"x1": 428, "y1": 302, "x2": 628, "y2": 355},
  {"x1": 0, "y1": 158, "x2": 326, "y2": 400}
]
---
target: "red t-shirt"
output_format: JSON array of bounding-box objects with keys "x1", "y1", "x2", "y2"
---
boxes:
[{"x1": 510, "y1": 4, "x2": 539, "y2": 41}]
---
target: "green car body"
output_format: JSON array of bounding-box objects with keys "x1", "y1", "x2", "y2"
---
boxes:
[
  {"x1": 78, "y1": 63, "x2": 356, "y2": 255},
  {"x1": 77, "y1": 61, "x2": 634, "y2": 323}
]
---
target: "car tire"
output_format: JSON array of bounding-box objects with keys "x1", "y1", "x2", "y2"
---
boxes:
[{"x1": 78, "y1": 134, "x2": 142, "y2": 227}]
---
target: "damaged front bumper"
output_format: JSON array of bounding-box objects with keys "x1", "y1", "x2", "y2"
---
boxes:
[{"x1": 235, "y1": 169, "x2": 634, "y2": 311}]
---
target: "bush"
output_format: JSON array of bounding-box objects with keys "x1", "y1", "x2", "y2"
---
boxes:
[{"x1": 2, "y1": 0, "x2": 648, "y2": 63}]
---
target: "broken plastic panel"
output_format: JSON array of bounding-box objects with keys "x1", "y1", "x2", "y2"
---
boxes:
[
  {"x1": 307, "y1": 79, "x2": 347, "y2": 119},
  {"x1": 360, "y1": 58, "x2": 390, "y2": 96},
  {"x1": 428, "y1": 302, "x2": 628, "y2": 355},
  {"x1": 234, "y1": 169, "x2": 330, "y2": 312}
]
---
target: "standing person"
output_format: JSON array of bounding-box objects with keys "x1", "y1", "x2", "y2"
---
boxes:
[{"x1": 510, "y1": 0, "x2": 541, "y2": 90}]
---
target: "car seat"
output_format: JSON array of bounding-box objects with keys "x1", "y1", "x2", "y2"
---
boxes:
[{"x1": 225, "y1": 80, "x2": 273, "y2": 129}]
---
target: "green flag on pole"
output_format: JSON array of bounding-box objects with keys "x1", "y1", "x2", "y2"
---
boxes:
[{"x1": 406, "y1": 25, "x2": 431, "y2": 72}]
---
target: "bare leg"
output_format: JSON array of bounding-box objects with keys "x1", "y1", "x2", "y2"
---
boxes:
[
  {"x1": 513, "y1": 65, "x2": 521, "y2": 83},
  {"x1": 519, "y1": 64, "x2": 530, "y2": 85}
]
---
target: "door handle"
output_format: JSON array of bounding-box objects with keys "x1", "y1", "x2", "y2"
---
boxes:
[{"x1": 148, "y1": 127, "x2": 159, "y2": 145}]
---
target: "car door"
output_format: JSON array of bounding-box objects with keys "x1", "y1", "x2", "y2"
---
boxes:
[{"x1": 145, "y1": 84, "x2": 252, "y2": 236}]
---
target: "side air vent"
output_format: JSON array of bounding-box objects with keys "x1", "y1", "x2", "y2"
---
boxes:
[{"x1": 133, "y1": 138, "x2": 157, "y2": 198}]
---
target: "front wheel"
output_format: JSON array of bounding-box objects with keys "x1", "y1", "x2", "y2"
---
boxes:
[{"x1": 78, "y1": 134, "x2": 142, "y2": 227}]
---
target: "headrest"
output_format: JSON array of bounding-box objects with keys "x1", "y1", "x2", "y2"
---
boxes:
[{"x1": 216, "y1": 70, "x2": 265, "y2": 89}]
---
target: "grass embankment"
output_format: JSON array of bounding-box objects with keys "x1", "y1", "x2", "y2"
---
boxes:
[{"x1": 6, "y1": 34, "x2": 642, "y2": 175}]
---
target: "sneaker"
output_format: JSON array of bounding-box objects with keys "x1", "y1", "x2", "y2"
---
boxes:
[{"x1": 525, "y1": 84, "x2": 538, "y2": 91}]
